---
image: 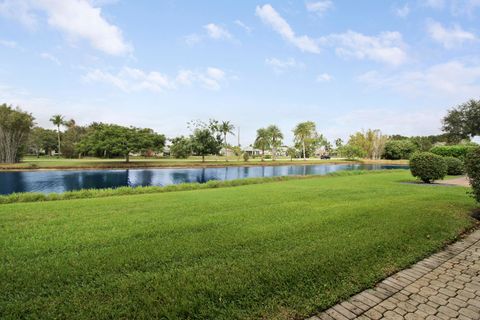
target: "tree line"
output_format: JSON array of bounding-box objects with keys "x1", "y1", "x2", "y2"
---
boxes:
[{"x1": 0, "y1": 99, "x2": 479, "y2": 164}]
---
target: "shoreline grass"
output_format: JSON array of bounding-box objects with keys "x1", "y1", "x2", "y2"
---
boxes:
[
  {"x1": 0, "y1": 170, "x2": 394, "y2": 205},
  {"x1": 0, "y1": 157, "x2": 408, "y2": 171},
  {"x1": 0, "y1": 171, "x2": 477, "y2": 319}
]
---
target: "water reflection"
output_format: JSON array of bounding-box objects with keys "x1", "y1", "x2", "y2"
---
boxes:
[{"x1": 0, "y1": 164, "x2": 408, "y2": 195}]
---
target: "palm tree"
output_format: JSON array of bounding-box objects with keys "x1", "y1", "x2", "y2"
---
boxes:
[
  {"x1": 219, "y1": 121, "x2": 235, "y2": 161},
  {"x1": 254, "y1": 128, "x2": 270, "y2": 161},
  {"x1": 50, "y1": 114, "x2": 65, "y2": 155},
  {"x1": 293, "y1": 121, "x2": 316, "y2": 160},
  {"x1": 266, "y1": 125, "x2": 283, "y2": 161}
]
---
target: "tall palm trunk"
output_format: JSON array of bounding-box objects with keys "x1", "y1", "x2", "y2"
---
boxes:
[
  {"x1": 56, "y1": 125, "x2": 61, "y2": 155},
  {"x1": 224, "y1": 133, "x2": 228, "y2": 162},
  {"x1": 302, "y1": 140, "x2": 306, "y2": 160}
]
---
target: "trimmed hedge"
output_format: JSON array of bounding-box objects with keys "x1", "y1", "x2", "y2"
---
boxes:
[
  {"x1": 430, "y1": 145, "x2": 477, "y2": 159},
  {"x1": 465, "y1": 147, "x2": 480, "y2": 203},
  {"x1": 444, "y1": 156, "x2": 464, "y2": 175},
  {"x1": 410, "y1": 152, "x2": 447, "y2": 183}
]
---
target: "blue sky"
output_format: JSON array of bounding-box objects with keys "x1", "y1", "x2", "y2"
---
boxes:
[{"x1": 0, "y1": 0, "x2": 479, "y2": 145}]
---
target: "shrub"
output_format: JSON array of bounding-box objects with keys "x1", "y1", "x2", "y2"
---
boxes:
[
  {"x1": 465, "y1": 147, "x2": 480, "y2": 203},
  {"x1": 409, "y1": 152, "x2": 447, "y2": 183},
  {"x1": 383, "y1": 139, "x2": 418, "y2": 160},
  {"x1": 444, "y1": 156, "x2": 464, "y2": 175},
  {"x1": 430, "y1": 145, "x2": 476, "y2": 159},
  {"x1": 243, "y1": 152, "x2": 250, "y2": 162},
  {"x1": 338, "y1": 145, "x2": 366, "y2": 160}
]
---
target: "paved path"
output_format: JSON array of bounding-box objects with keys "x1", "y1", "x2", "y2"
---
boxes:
[
  {"x1": 436, "y1": 177, "x2": 471, "y2": 188},
  {"x1": 308, "y1": 230, "x2": 480, "y2": 320}
]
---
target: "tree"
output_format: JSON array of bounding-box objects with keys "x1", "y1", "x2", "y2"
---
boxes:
[
  {"x1": 286, "y1": 147, "x2": 297, "y2": 161},
  {"x1": 28, "y1": 127, "x2": 57, "y2": 157},
  {"x1": 188, "y1": 120, "x2": 223, "y2": 162},
  {"x1": 49, "y1": 114, "x2": 65, "y2": 155},
  {"x1": 78, "y1": 124, "x2": 165, "y2": 162},
  {"x1": 219, "y1": 121, "x2": 235, "y2": 161},
  {"x1": 266, "y1": 125, "x2": 283, "y2": 161},
  {"x1": 443, "y1": 99, "x2": 480, "y2": 142},
  {"x1": 293, "y1": 121, "x2": 316, "y2": 160},
  {"x1": 169, "y1": 136, "x2": 192, "y2": 159},
  {"x1": 254, "y1": 128, "x2": 270, "y2": 161},
  {"x1": 335, "y1": 138, "x2": 343, "y2": 148},
  {"x1": 0, "y1": 104, "x2": 34, "y2": 163},
  {"x1": 348, "y1": 129, "x2": 388, "y2": 160},
  {"x1": 383, "y1": 139, "x2": 418, "y2": 160},
  {"x1": 338, "y1": 145, "x2": 366, "y2": 160}
]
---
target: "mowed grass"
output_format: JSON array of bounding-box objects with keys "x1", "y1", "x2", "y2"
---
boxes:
[
  {"x1": 0, "y1": 156, "x2": 408, "y2": 170},
  {"x1": 0, "y1": 171, "x2": 476, "y2": 319}
]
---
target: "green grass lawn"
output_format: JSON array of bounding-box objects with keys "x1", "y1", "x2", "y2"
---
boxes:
[
  {"x1": 0, "y1": 156, "x2": 408, "y2": 170},
  {"x1": 0, "y1": 171, "x2": 476, "y2": 319}
]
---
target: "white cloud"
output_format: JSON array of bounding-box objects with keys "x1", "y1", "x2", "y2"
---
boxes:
[
  {"x1": 83, "y1": 66, "x2": 229, "y2": 92},
  {"x1": 358, "y1": 60, "x2": 480, "y2": 100},
  {"x1": 395, "y1": 4, "x2": 410, "y2": 17},
  {"x1": 426, "y1": 20, "x2": 476, "y2": 48},
  {"x1": 255, "y1": 4, "x2": 321, "y2": 53},
  {"x1": 40, "y1": 52, "x2": 61, "y2": 65},
  {"x1": 316, "y1": 73, "x2": 332, "y2": 82},
  {"x1": 234, "y1": 20, "x2": 252, "y2": 33},
  {"x1": 204, "y1": 23, "x2": 232, "y2": 40},
  {"x1": 306, "y1": 1, "x2": 333, "y2": 16},
  {"x1": 265, "y1": 57, "x2": 304, "y2": 73},
  {"x1": 0, "y1": 39, "x2": 17, "y2": 48},
  {"x1": 322, "y1": 31, "x2": 408, "y2": 66},
  {"x1": 0, "y1": 0, "x2": 132, "y2": 56}
]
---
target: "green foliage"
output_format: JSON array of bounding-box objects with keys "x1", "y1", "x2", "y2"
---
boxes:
[
  {"x1": 0, "y1": 104, "x2": 35, "y2": 163},
  {"x1": 190, "y1": 126, "x2": 222, "y2": 162},
  {"x1": 444, "y1": 156, "x2": 464, "y2": 175},
  {"x1": 348, "y1": 129, "x2": 388, "y2": 160},
  {"x1": 0, "y1": 171, "x2": 474, "y2": 319},
  {"x1": 169, "y1": 136, "x2": 192, "y2": 159},
  {"x1": 293, "y1": 121, "x2": 317, "y2": 159},
  {"x1": 409, "y1": 152, "x2": 447, "y2": 183},
  {"x1": 430, "y1": 145, "x2": 477, "y2": 159},
  {"x1": 465, "y1": 147, "x2": 480, "y2": 203},
  {"x1": 27, "y1": 127, "x2": 57, "y2": 156},
  {"x1": 338, "y1": 145, "x2": 366, "y2": 160},
  {"x1": 266, "y1": 125, "x2": 283, "y2": 160},
  {"x1": 383, "y1": 139, "x2": 418, "y2": 160},
  {"x1": 286, "y1": 147, "x2": 297, "y2": 160},
  {"x1": 443, "y1": 99, "x2": 480, "y2": 141},
  {"x1": 254, "y1": 127, "x2": 270, "y2": 160},
  {"x1": 242, "y1": 152, "x2": 249, "y2": 162},
  {"x1": 78, "y1": 124, "x2": 165, "y2": 162}
]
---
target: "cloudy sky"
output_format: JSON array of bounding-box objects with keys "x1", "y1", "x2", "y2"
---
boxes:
[{"x1": 0, "y1": 0, "x2": 479, "y2": 145}]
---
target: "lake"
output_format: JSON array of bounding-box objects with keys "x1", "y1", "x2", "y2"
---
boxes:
[{"x1": 0, "y1": 164, "x2": 408, "y2": 195}]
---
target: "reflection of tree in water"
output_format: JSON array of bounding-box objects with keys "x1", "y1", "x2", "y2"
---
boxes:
[
  {"x1": 132, "y1": 170, "x2": 153, "y2": 187},
  {"x1": 0, "y1": 172, "x2": 27, "y2": 194}
]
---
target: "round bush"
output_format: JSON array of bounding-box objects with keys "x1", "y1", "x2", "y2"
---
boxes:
[
  {"x1": 409, "y1": 152, "x2": 447, "y2": 183},
  {"x1": 465, "y1": 147, "x2": 480, "y2": 203},
  {"x1": 444, "y1": 156, "x2": 464, "y2": 175}
]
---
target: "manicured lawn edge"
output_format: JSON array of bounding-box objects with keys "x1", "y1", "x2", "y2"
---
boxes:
[{"x1": 0, "y1": 170, "x2": 402, "y2": 205}]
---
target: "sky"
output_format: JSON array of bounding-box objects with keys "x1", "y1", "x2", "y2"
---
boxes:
[{"x1": 0, "y1": 0, "x2": 479, "y2": 146}]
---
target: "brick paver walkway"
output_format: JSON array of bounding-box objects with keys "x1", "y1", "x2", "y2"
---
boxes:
[{"x1": 309, "y1": 230, "x2": 480, "y2": 320}]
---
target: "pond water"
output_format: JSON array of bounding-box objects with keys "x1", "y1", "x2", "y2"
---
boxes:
[{"x1": 0, "y1": 164, "x2": 408, "y2": 195}]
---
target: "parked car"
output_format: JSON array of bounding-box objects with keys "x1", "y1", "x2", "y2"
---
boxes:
[{"x1": 320, "y1": 154, "x2": 331, "y2": 159}]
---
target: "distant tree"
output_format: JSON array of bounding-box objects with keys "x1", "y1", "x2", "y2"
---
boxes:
[
  {"x1": 443, "y1": 99, "x2": 480, "y2": 142},
  {"x1": 170, "y1": 136, "x2": 192, "y2": 159},
  {"x1": 254, "y1": 128, "x2": 270, "y2": 161},
  {"x1": 188, "y1": 119, "x2": 223, "y2": 162},
  {"x1": 293, "y1": 121, "x2": 317, "y2": 160},
  {"x1": 286, "y1": 147, "x2": 297, "y2": 161},
  {"x1": 266, "y1": 125, "x2": 283, "y2": 161},
  {"x1": 383, "y1": 139, "x2": 418, "y2": 160},
  {"x1": 0, "y1": 104, "x2": 34, "y2": 163},
  {"x1": 338, "y1": 145, "x2": 366, "y2": 160},
  {"x1": 28, "y1": 127, "x2": 57, "y2": 157},
  {"x1": 335, "y1": 138, "x2": 343, "y2": 148},
  {"x1": 219, "y1": 121, "x2": 235, "y2": 161},
  {"x1": 348, "y1": 129, "x2": 388, "y2": 160},
  {"x1": 78, "y1": 124, "x2": 165, "y2": 162},
  {"x1": 231, "y1": 145, "x2": 242, "y2": 161},
  {"x1": 49, "y1": 114, "x2": 65, "y2": 155}
]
